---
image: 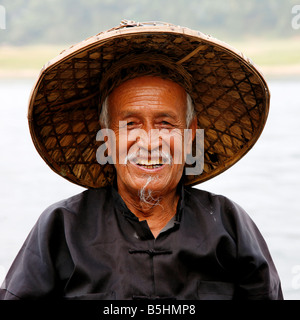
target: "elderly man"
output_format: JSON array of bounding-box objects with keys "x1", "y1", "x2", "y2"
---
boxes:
[{"x1": 0, "y1": 21, "x2": 282, "y2": 300}]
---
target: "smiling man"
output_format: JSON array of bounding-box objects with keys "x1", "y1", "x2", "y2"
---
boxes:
[
  {"x1": 102, "y1": 76, "x2": 197, "y2": 238},
  {"x1": 0, "y1": 21, "x2": 283, "y2": 300}
]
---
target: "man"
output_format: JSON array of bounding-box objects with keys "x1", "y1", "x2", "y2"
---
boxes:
[{"x1": 0, "y1": 21, "x2": 283, "y2": 300}]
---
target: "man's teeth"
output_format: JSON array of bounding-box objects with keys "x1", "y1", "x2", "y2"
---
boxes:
[
  {"x1": 136, "y1": 159, "x2": 164, "y2": 168},
  {"x1": 138, "y1": 160, "x2": 161, "y2": 165}
]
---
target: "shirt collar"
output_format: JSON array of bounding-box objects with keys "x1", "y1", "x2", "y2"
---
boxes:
[{"x1": 110, "y1": 180, "x2": 185, "y2": 224}]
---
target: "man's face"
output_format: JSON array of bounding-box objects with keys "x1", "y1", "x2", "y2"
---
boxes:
[{"x1": 107, "y1": 76, "x2": 193, "y2": 198}]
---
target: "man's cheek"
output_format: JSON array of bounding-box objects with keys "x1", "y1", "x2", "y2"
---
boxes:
[
  {"x1": 115, "y1": 133, "x2": 130, "y2": 164},
  {"x1": 160, "y1": 131, "x2": 184, "y2": 165}
]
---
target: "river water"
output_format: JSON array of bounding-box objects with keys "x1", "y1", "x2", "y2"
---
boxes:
[{"x1": 0, "y1": 78, "x2": 299, "y2": 299}]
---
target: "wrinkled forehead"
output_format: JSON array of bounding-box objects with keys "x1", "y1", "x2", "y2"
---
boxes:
[
  {"x1": 109, "y1": 75, "x2": 187, "y2": 103},
  {"x1": 106, "y1": 76, "x2": 188, "y2": 123}
]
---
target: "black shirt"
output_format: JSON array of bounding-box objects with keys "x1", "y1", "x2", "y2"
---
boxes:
[{"x1": 0, "y1": 185, "x2": 283, "y2": 300}]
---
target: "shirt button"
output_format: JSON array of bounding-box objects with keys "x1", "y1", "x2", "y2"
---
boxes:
[{"x1": 133, "y1": 232, "x2": 139, "y2": 239}]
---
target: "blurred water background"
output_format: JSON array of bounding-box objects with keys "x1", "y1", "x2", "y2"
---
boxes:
[{"x1": 0, "y1": 78, "x2": 299, "y2": 299}]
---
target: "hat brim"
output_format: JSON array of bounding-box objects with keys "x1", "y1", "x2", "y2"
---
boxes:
[{"x1": 28, "y1": 22, "x2": 270, "y2": 188}]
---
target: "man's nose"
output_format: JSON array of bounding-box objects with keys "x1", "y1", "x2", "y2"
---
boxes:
[{"x1": 137, "y1": 124, "x2": 161, "y2": 152}]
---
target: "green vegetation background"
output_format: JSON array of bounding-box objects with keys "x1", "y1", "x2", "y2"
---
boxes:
[{"x1": 0, "y1": 0, "x2": 300, "y2": 76}]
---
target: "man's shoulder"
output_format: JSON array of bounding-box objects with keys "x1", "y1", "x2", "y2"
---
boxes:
[
  {"x1": 185, "y1": 186, "x2": 231, "y2": 206},
  {"x1": 185, "y1": 187, "x2": 258, "y2": 241},
  {"x1": 185, "y1": 186, "x2": 249, "y2": 221},
  {"x1": 39, "y1": 187, "x2": 111, "y2": 220}
]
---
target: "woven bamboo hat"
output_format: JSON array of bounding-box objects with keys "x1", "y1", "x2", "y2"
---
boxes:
[{"x1": 28, "y1": 20, "x2": 270, "y2": 189}]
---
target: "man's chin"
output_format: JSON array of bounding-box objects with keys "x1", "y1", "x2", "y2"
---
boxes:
[
  {"x1": 116, "y1": 164, "x2": 182, "y2": 197},
  {"x1": 136, "y1": 175, "x2": 162, "y2": 207}
]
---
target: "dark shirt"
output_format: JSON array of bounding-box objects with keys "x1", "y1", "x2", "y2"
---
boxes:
[{"x1": 0, "y1": 185, "x2": 283, "y2": 300}]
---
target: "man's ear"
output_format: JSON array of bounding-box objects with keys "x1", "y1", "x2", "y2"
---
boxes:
[
  {"x1": 190, "y1": 116, "x2": 197, "y2": 140},
  {"x1": 105, "y1": 132, "x2": 118, "y2": 164},
  {"x1": 104, "y1": 135, "x2": 112, "y2": 157},
  {"x1": 96, "y1": 128, "x2": 116, "y2": 165},
  {"x1": 186, "y1": 116, "x2": 197, "y2": 153}
]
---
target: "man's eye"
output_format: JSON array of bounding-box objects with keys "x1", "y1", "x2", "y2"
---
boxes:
[{"x1": 160, "y1": 121, "x2": 173, "y2": 127}]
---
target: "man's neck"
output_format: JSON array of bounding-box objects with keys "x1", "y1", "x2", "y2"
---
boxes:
[{"x1": 117, "y1": 184, "x2": 180, "y2": 238}]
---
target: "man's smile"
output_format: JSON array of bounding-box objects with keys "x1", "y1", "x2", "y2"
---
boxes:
[{"x1": 129, "y1": 158, "x2": 169, "y2": 171}]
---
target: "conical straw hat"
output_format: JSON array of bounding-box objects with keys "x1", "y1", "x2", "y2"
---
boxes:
[{"x1": 28, "y1": 21, "x2": 270, "y2": 188}]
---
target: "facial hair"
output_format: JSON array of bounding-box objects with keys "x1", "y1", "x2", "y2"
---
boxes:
[{"x1": 138, "y1": 175, "x2": 162, "y2": 208}]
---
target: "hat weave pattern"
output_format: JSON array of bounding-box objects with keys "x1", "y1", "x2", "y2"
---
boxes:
[{"x1": 28, "y1": 22, "x2": 269, "y2": 188}]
